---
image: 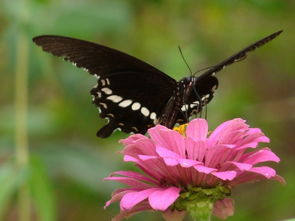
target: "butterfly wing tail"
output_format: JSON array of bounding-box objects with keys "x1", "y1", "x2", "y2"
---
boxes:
[{"x1": 96, "y1": 120, "x2": 117, "y2": 138}]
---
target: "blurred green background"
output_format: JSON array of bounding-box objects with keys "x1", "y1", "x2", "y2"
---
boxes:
[{"x1": 0, "y1": 0, "x2": 294, "y2": 220}]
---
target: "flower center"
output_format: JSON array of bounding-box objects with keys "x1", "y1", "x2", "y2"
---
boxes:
[{"x1": 173, "y1": 124, "x2": 188, "y2": 136}]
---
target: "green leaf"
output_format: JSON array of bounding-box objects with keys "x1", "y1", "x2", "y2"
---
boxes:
[{"x1": 29, "y1": 156, "x2": 56, "y2": 221}]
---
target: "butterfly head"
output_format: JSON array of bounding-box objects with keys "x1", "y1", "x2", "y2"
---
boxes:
[
  {"x1": 178, "y1": 77, "x2": 195, "y2": 102},
  {"x1": 179, "y1": 75, "x2": 218, "y2": 106}
]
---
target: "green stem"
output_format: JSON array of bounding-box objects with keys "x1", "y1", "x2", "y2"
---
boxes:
[
  {"x1": 15, "y1": 31, "x2": 30, "y2": 221},
  {"x1": 187, "y1": 200, "x2": 213, "y2": 221}
]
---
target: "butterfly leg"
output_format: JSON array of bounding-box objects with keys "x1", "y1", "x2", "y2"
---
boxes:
[
  {"x1": 192, "y1": 86, "x2": 203, "y2": 117},
  {"x1": 159, "y1": 96, "x2": 180, "y2": 129}
]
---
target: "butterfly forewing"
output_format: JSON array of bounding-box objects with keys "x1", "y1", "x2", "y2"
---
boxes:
[
  {"x1": 198, "y1": 30, "x2": 283, "y2": 80},
  {"x1": 33, "y1": 35, "x2": 177, "y2": 137}
]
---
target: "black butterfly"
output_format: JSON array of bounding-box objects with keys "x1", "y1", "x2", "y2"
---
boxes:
[{"x1": 33, "y1": 30, "x2": 282, "y2": 138}]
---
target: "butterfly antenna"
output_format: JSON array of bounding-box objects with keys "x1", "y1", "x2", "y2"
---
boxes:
[{"x1": 178, "y1": 46, "x2": 193, "y2": 76}]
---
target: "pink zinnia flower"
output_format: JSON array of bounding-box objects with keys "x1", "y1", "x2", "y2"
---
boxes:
[{"x1": 104, "y1": 118, "x2": 284, "y2": 220}]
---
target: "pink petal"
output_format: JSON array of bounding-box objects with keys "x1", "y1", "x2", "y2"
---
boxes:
[
  {"x1": 148, "y1": 126, "x2": 186, "y2": 157},
  {"x1": 213, "y1": 198, "x2": 234, "y2": 219},
  {"x1": 248, "y1": 166, "x2": 276, "y2": 179},
  {"x1": 229, "y1": 169, "x2": 279, "y2": 186},
  {"x1": 149, "y1": 150, "x2": 200, "y2": 168},
  {"x1": 113, "y1": 201, "x2": 152, "y2": 221},
  {"x1": 240, "y1": 148, "x2": 280, "y2": 165},
  {"x1": 162, "y1": 158, "x2": 179, "y2": 166},
  {"x1": 104, "y1": 189, "x2": 132, "y2": 209},
  {"x1": 156, "y1": 146, "x2": 191, "y2": 166},
  {"x1": 272, "y1": 175, "x2": 286, "y2": 184},
  {"x1": 138, "y1": 155, "x2": 158, "y2": 161},
  {"x1": 204, "y1": 144, "x2": 234, "y2": 167},
  {"x1": 124, "y1": 155, "x2": 139, "y2": 163},
  {"x1": 120, "y1": 188, "x2": 156, "y2": 210},
  {"x1": 212, "y1": 171, "x2": 237, "y2": 180},
  {"x1": 225, "y1": 162, "x2": 253, "y2": 171},
  {"x1": 179, "y1": 159, "x2": 201, "y2": 168},
  {"x1": 111, "y1": 171, "x2": 159, "y2": 185},
  {"x1": 156, "y1": 146, "x2": 181, "y2": 160},
  {"x1": 186, "y1": 137, "x2": 207, "y2": 162},
  {"x1": 123, "y1": 137, "x2": 157, "y2": 157},
  {"x1": 209, "y1": 118, "x2": 246, "y2": 144},
  {"x1": 244, "y1": 128, "x2": 270, "y2": 143},
  {"x1": 186, "y1": 118, "x2": 208, "y2": 140},
  {"x1": 120, "y1": 134, "x2": 147, "y2": 145},
  {"x1": 236, "y1": 132, "x2": 270, "y2": 149},
  {"x1": 148, "y1": 187, "x2": 180, "y2": 210},
  {"x1": 104, "y1": 176, "x2": 152, "y2": 189},
  {"x1": 193, "y1": 165, "x2": 217, "y2": 174}
]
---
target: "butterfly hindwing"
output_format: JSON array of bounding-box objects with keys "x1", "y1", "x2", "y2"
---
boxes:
[{"x1": 91, "y1": 71, "x2": 175, "y2": 137}]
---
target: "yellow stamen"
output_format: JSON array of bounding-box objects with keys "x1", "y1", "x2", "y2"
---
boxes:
[{"x1": 173, "y1": 124, "x2": 188, "y2": 136}]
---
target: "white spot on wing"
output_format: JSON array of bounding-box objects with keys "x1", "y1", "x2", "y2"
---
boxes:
[
  {"x1": 141, "y1": 107, "x2": 150, "y2": 117},
  {"x1": 97, "y1": 92, "x2": 102, "y2": 98},
  {"x1": 190, "y1": 101, "x2": 200, "y2": 109},
  {"x1": 131, "y1": 127, "x2": 139, "y2": 132},
  {"x1": 107, "y1": 95, "x2": 123, "y2": 103},
  {"x1": 131, "y1": 102, "x2": 141, "y2": 111},
  {"x1": 105, "y1": 117, "x2": 110, "y2": 123},
  {"x1": 119, "y1": 99, "x2": 132, "y2": 108},
  {"x1": 106, "y1": 113, "x2": 114, "y2": 118},
  {"x1": 99, "y1": 102, "x2": 107, "y2": 109},
  {"x1": 101, "y1": 87, "x2": 112, "y2": 95},
  {"x1": 181, "y1": 104, "x2": 189, "y2": 111},
  {"x1": 202, "y1": 94, "x2": 210, "y2": 101},
  {"x1": 106, "y1": 78, "x2": 110, "y2": 85},
  {"x1": 101, "y1": 79, "x2": 106, "y2": 86},
  {"x1": 150, "y1": 112, "x2": 157, "y2": 120},
  {"x1": 115, "y1": 127, "x2": 122, "y2": 132}
]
